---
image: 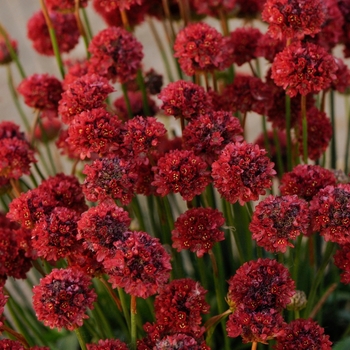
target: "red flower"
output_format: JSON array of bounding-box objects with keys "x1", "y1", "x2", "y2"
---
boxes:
[
  {"x1": 59, "y1": 74, "x2": 114, "y2": 125},
  {"x1": 227, "y1": 27, "x2": 262, "y2": 66},
  {"x1": 280, "y1": 164, "x2": 336, "y2": 201},
  {"x1": 45, "y1": 0, "x2": 88, "y2": 12},
  {"x1": 77, "y1": 200, "x2": 131, "y2": 262},
  {"x1": 0, "y1": 34, "x2": 17, "y2": 65},
  {"x1": 0, "y1": 285, "x2": 8, "y2": 327},
  {"x1": 183, "y1": 110, "x2": 243, "y2": 165},
  {"x1": 173, "y1": 22, "x2": 228, "y2": 76},
  {"x1": 88, "y1": 27, "x2": 143, "y2": 83},
  {"x1": 191, "y1": 0, "x2": 236, "y2": 17},
  {"x1": 33, "y1": 267, "x2": 96, "y2": 330},
  {"x1": 262, "y1": 0, "x2": 326, "y2": 40},
  {"x1": 92, "y1": 0, "x2": 142, "y2": 11},
  {"x1": 62, "y1": 59, "x2": 89, "y2": 90},
  {"x1": 82, "y1": 157, "x2": 138, "y2": 205},
  {"x1": 212, "y1": 142, "x2": 276, "y2": 205},
  {"x1": 18, "y1": 73, "x2": 62, "y2": 111},
  {"x1": 222, "y1": 75, "x2": 273, "y2": 115},
  {"x1": 235, "y1": 0, "x2": 265, "y2": 18},
  {"x1": 275, "y1": 318, "x2": 332, "y2": 349},
  {"x1": 33, "y1": 115, "x2": 62, "y2": 141},
  {"x1": 158, "y1": 80, "x2": 213, "y2": 120},
  {"x1": 0, "y1": 340, "x2": 26, "y2": 349},
  {"x1": 297, "y1": 107, "x2": 332, "y2": 161},
  {"x1": 154, "y1": 279, "x2": 210, "y2": 337},
  {"x1": 152, "y1": 150, "x2": 211, "y2": 201},
  {"x1": 152, "y1": 334, "x2": 210, "y2": 350},
  {"x1": 271, "y1": 42, "x2": 338, "y2": 97},
  {"x1": 31, "y1": 207, "x2": 81, "y2": 261},
  {"x1": 103, "y1": 231, "x2": 172, "y2": 298},
  {"x1": 87, "y1": 339, "x2": 128, "y2": 350},
  {"x1": 27, "y1": 11, "x2": 79, "y2": 55},
  {"x1": 255, "y1": 33, "x2": 285, "y2": 63},
  {"x1": 310, "y1": 184, "x2": 350, "y2": 244},
  {"x1": 334, "y1": 244, "x2": 350, "y2": 284},
  {"x1": 172, "y1": 208, "x2": 225, "y2": 257},
  {"x1": 332, "y1": 58, "x2": 350, "y2": 93},
  {"x1": 249, "y1": 195, "x2": 310, "y2": 253},
  {"x1": 226, "y1": 306, "x2": 286, "y2": 343}
]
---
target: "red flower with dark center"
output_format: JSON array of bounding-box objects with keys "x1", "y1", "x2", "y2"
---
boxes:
[
  {"x1": 59, "y1": 74, "x2": 114, "y2": 125},
  {"x1": 45, "y1": 0, "x2": 88, "y2": 12},
  {"x1": 17, "y1": 73, "x2": 63, "y2": 111},
  {"x1": 249, "y1": 195, "x2": 310, "y2": 253},
  {"x1": 33, "y1": 267, "x2": 96, "y2": 330},
  {"x1": 0, "y1": 121, "x2": 25, "y2": 140},
  {"x1": 222, "y1": 75, "x2": 273, "y2": 115},
  {"x1": 212, "y1": 142, "x2": 276, "y2": 205},
  {"x1": 27, "y1": 10, "x2": 79, "y2": 55},
  {"x1": 297, "y1": 107, "x2": 332, "y2": 161},
  {"x1": 334, "y1": 244, "x2": 350, "y2": 284},
  {"x1": 262, "y1": 0, "x2": 326, "y2": 40},
  {"x1": 32, "y1": 207, "x2": 81, "y2": 261},
  {"x1": 275, "y1": 318, "x2": 332, "y2": 349},
  {"x1": 227, "y1": 27, "x2": 263, "y2": 66},
  {"x1": 88, "y1": 27, "x2": 143, "y2": 83},
  {"x1": 310, "y1": 184, "x2": 350, "y2": 244},
  {"x1": 87, "y1": 339, "x2": 129, "y2": 350},
  {"x1": 103, "y1": 231, "x2": 172, "y2": 298},
  {"x1": 0, "y1": 35, "x2": 17, "y2": 65},
  {"x1": 152, "y1": 149, "x2": 211, "y2": 201},
  {"x1": 172, "y1": 208, "x2": 225, "y2": 257},
  {"x1": 82, "y1": 157, "x2": 138, "y2": 205},
  {"x1": 66, "y1": 108, "x2": 123, "y2": 159},
  {"x1": 280, "y1": 164, "x2": 336, "y2": 201},
  {"x1": 77, "y1": 200, "x2": 131, "y2": 262},
  {"x1": 271, "y1": 42, "x2": 338, "y2": 97},
  {"x1": 173, "y1": 22, "x2": 228, "y2": 76},
  {"x1": 226, "y1": 306, "x2": 286, "y2": 343},
  {"x1": 154, "y1": 279, "x2": 210, "y2": 337},
  {"x1": 183, "y1": 110, "x2": 243, "y2": 165},
  {"x1": 227, "y1": 258, "x2": 295, "y2": 312},
  {"x1": 158, "y1": 80, "x2": 213, "y2": 120}
]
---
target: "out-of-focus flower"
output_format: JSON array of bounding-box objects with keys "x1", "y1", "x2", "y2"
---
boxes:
[
  {"x1": 87, "y1": 339, "x2": 129, "y2": 350},
  {"x1": 0, "y1": 34, "x2": 17, "y2": 65}
]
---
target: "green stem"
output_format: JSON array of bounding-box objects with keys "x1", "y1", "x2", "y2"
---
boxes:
[
  {"x1": 285, "y1": 94, "x2": 293, "y2": 171},
  {"x1": 292, "y1": 235, "x2": 303, "y2": 287},
  {"x1": 33, "y1": 162, "x2": 46, "y2": 181},
  {"x1": 130, "y1": 295, "x2": 137, "y2": 350},
  {"x1": 196, "y1": 256, "x2": 208, "y2": 290},
  {"x1": 136, "y1": 69, "x2": 151, "y2": 116},
  {"x1": 118, "y1": 287, "x2": 131, "y2": 333},
  {"x1": 121, "y1": 83, "x2": 133, "y2": 119},
  {"x1": 345, "y1": 105, "x2": 350, "y2": 174},
  {"x1": 74, "y1": 327, "x2": 87, "y2": 350},
  {"x1": 81, "y1": 7, "x2": 93, "y2": 40},
  {"x1": 301, "y1": 95, "x2": 308, "y2": 164},
  {"x1": 48, "y1": 27, "x2": 65, "y2": 78},
  {"x1": 131, "y1": 196, "x2": 147, "y2": 231},
  {"x1": 273, "y1": 128, "x2": 284, "y2": 177},
  {"x1": 329, "y1": 90, "x2": 336, "y2": 169}
]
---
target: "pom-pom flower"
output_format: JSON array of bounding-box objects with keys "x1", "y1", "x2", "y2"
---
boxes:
[
  {"x1": 87, "y1": 339, "x2": 128, "y2": 350},
  {"x1": 45, "y1": 0, "x2": 88, "y2": 12},
  {"x1": 174, "y1": 22, "x2": 228, "y2": 76},
  {"x1": 310, "y1": 184, "x2": 350, "y2": 244},
  {"x1": 158, "y1": 80, "x2": 213, "y2": 120},
  {"x1": 103, "y1": 231, "x2": 172, "y2": 298},
  {"x1": 172, "y1": 208, "x2": 225, "y2": 257},
  {"x1": 275, "y1": 318, "x2": 332, "y2": 349},
  {"x1": 77, "y1": 200, "x2": 131, "y2": 262},
  {"x1": 271, "y1": 42, "x2": 338, "y2": 97},
  {"x1": 27, "y1": 10, "x2": 79, "y2": 55},
  {"x1": 334, "y1": 244, "x2": 350, "y2": 284},
  {"x1": 32, "y1": 267, "x2": 96, "y2": 330},
  {"x1": 191, "y1": 0, "x2": 236, "y2": 17},
  {"x1": 262, "y1": 0, "x2": 326, "y2": 40},
  {"x1": 0, "y1": 34, "x2": 17, "y2": 65},
  {"x1": 249, "y1": 195, "x2": 310, "y2": 253},
  {"x1": 88, "y1": 26, "x2": 143, "y2": 83},
  {"x1": 212, "y1": 142, "x2": 276, "y2": 205},
  {"x1": 152, "y1": 149, "x2": 211, "y2": 201}
]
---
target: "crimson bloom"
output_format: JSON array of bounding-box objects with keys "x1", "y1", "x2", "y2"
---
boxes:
[
  {"x1": 262, "y1": 0, "x2": 326, "y2": 40},
  {"x1": 103, "y1": 231, "x2": 172, "y2": 298},
  {"x1": 93, "y1": 0, "x2": 142, "y2": 11},
  {"x1": 45, "y1": 0, "x2": 88, "y2": 12},
  {"x1": 191, "y1": 0, "x2": 236, "y2": 17},
  {"x1": 27, "y1": 10, "x2": 79, "y2": 55},
  {"x1": 250, "y1": 195, "x2": 310, "y2": 253},
  {"x1": 334, "y1": 244, "x2": 350, "y2": 284},
  {"x1": 172, "y1": 208, "x2": 225, "y2": 257},
  {"x1": 33, "y1": 267, "x2": 96, "y2": 330},
  {"x1": 271, "y1": 42, "x2": 338, "y2": 97},
  {"x1": 212, "y1": 142, "x2": 276, "y2": 205},
  {"x1": 152, "y1": 149, "x2": 211, "y2": 201},
  {"x1": 88, "y1": 27, "x2": 143, "y2": 83},
  {"x1": 275, "y1": 318, "x2": 332, "y2": 349},
  {"x1": 0, "y1": 34, "x2": 17, "y2": 65},
  {"x1": 87, "y1": 339, "x2": 128, "y2": 350}
]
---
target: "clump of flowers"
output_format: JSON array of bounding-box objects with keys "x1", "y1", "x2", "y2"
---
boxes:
[
  {"x1": 212, "y1": 142, "x2": 276, "y2": 205},
  {"x1": 250, "y1": 195, "x2": 310, "y2": 252},
  {"x1": 32, "y1": 267, "x2": 96, "y2": 330},
  {"x1": 172, "y1": 208, "x2": 225, "y2": 257}
]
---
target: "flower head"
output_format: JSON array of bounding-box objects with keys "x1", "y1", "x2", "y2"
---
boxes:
[
  {"x1": 92, "y1": 0, "x2": 142, "y2": 11},
  {"x1": 249, "y1": 195, "x2": 310, "y2": 253},
  {"x1": 271, "y1": 42, "x2": 338, "y2": 97},
  {"x1": 33, "y1": 267, "x2": 96, "y2": 330},
  {"x1": 152, "y1": 150, "x2": 211, "y2": 201},
  {"x1": 88, "y1": 27, "x2": 143, "y2": 83},
  {"x1": 45, "y1": 0, "x2": 88, "y2": 12},
  {"x1": 172, "y1": 208, "x2": 225, "y2": 257},
  {"x1": 0, "y1": 34, "x2": 17, "y2": 65},
  {"x1": 212, "y1": 142, "x2": 276, "y2": 205},
  {"x1": 191, "y1": 0, "x2": 236, "y2": 17},
  {"x1": 27, "y1": 10, "x2": 79, "y2": 55},
  {"x1": 275, "y1": 318, "x2": 332, "y2": 349},
  {"x1": 87, "y1": 339, "x2": 128, "y2": 350},
  {"x1": 103, "y1": 231, "x2": 172, "y2": 298},
  {"x1": 334, "y1": 244, "x2": 350, "y2": 284}
]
